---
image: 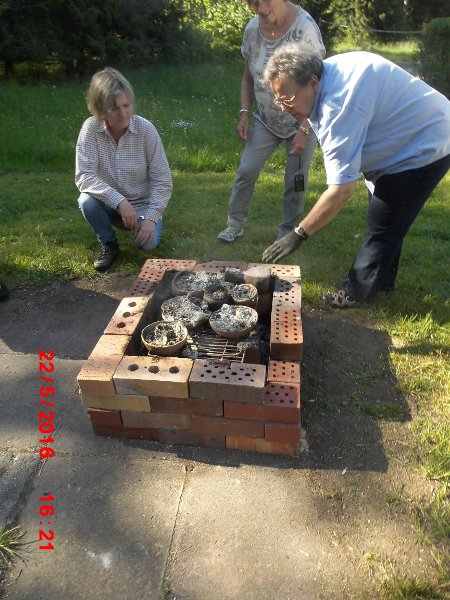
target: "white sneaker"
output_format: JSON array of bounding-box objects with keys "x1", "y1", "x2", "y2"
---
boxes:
[{"x1": 217, "y1": 226, "x2": 244, "y2": 242}]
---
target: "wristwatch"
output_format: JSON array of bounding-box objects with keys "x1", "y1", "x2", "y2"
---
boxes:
[{"x1": 294, "y1": 226, "x2": 309, "y2": 240}]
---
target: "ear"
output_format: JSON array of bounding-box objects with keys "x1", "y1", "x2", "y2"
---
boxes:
[{"x1": 310, "y1": 74, "x2": 319, "y2": 91}]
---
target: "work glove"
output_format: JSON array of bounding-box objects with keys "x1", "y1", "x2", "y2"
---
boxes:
[{"x1": 262, "y1": 230, "x2": 305, "y2": 264}]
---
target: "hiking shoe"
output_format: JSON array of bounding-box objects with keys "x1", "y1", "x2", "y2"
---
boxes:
[
  {"x1": 0, "y1": 280, "x2": 10, "y2": 301},
  {"x1": 323, "y1": 289, "x2": 358, "y2": 308},
  {"x1": 94, "y1": 240, "x2": 119, "y2": 271},
  {"x1": 217, "y1": 226, "x2": 244, "y2": 243}
]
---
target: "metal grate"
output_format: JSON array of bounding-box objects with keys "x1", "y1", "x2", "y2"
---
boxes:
[{"x1": 185, "y1": 327, "x2": 246, "y2": 362}]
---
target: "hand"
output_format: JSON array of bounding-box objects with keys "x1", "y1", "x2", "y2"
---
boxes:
[
  {"x1": 262, "y1": 231, "x2": 305, "y2": 263},
  {"x1": 237, "y1": 113, "x2": 249, "y2": 142},
  {"x1": 117, "y1": 199, "x2": 138, "y2": 230},
  {"x1": 290, "y1": 129, "x2": 307, "y2": 156},
  {"x1": 135, "y1": 219, "x2": 156, "y2": 246}
]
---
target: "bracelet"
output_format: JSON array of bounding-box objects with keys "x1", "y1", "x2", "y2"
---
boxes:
[
  {"x1": 294, "y1": 226, "x2": 309, "y2": 240},
  {"x1": 239, "y1": 108, "x2": 250, "y2": 115},
  {"x1": 298, "y1": 124, "x2": 311, "y2": 135}
]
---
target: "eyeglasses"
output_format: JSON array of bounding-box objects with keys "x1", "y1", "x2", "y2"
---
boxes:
[{"x1": 274, "y1": 90, "x2": 299, "y2": 108}]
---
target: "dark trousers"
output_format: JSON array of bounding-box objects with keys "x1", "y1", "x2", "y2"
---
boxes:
[{"x1": 347, "y1": 154, "x2": 450, "y2": 302}]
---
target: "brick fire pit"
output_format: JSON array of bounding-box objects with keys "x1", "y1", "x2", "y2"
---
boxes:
[{"x1": 77, "y1": 259, "x2": 303, "y2": 456}]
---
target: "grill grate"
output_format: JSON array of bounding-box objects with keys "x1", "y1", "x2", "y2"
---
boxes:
[{"x1": 186, "y1": 327, "x2": 246, "y2": 362}]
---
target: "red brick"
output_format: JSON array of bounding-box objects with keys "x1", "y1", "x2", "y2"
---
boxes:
[
  {"x1": 263, "y1": 382, "x2": 300, "y2": 417},
  {"x1": 149, "y1": 396, "x2": 223, "y2": 416},
  {"x1": 226, "y1": 435, "x2": 299, "y2": 456},
  {"x1": 224, "y1": 382, "x2": 300, "y2": 423},
  {"x1": 272, "y1": 276, "x2": 302, "y2": 309},
  {"x1": 77, "y1": 334, "x2": 130, "y2": 395},
  {"x1": 91, "y1": 424, "x2": 159, "y2": 441},
  {"x1": 122, "y1": 410, "x2": 190, "y2": 430},
  {"x1": 247, "y1": 263, "x2": 301, "y2": 278},
  {"x1": 104, "y1": 296, "x2": 151, "y2": 336},
  {"x1": 79, "y1": 392, "x2": 151, "y2": 412},
  {"x1": 87, "y1": 408, "x2": 122, "y2": 428},
  {"x1": 140, "y1": 259, "x2": 197, "y2": 272},
  {"x1": 267, "y1": 360, "x2": 300, "y2": 385},
  {"x1": 189, "y1": 360, "x2": 266, "y2": 404},
  {"x1": 265, "y1": 422, "x2": 301, "y2": 444},
  {"x1": 114, "y1": 356, "x2": 193, "y2": 398},
  {"x1": 270, "y1": 307, "x2": 303, "y2": 361},
  {"x1": 158, "y1": 429, "x2": 226, "y2": 448},
  {"x1": 194, "y1": 261, "x2": 248, "y2": 272},
  {"x1": 191, "y1": 415, "x2": 264, "y2": 438},
  {"x1": 127, "y1": 278, "x2": 160, "y2": 297}
]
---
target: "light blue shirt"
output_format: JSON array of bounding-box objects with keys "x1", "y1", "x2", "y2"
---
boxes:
[{"x1": 308, "y1": 52, "x2": 450, "y2": 184}]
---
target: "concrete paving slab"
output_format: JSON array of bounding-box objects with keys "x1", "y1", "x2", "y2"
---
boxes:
[
  {"x1": 2, "y1": 456, "x2": 185, "y2": 600},
  {"x1": 164, "y1": 464, "x2": 331, "y2": 600},
  {"x1": 0, "y1": 453, "x2": 40, "y2": 525},
  {"x1": 0, "y1": 356, "x2": 79, "y2": 451}
]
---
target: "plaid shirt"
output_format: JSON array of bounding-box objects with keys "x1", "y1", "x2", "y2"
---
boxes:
[{"x1": 75, "y1": 115, "x2": 172, "y2": 223}]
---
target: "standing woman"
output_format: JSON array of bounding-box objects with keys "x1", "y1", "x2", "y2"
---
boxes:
[
  {"x1": 76, "y1": 67, "x2": 172, "y2": 271},
  {"x1": 217, "y1": 0, "x2": 325, "y2": 243}
]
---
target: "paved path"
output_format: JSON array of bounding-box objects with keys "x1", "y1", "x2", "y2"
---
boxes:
[{"x1": 0, "y1": 275, "x2": 432, "y2": 599}]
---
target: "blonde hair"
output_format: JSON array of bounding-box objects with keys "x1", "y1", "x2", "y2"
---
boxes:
[{"x1": 87, "y1": 67, "x2": 135, "y2": 121}]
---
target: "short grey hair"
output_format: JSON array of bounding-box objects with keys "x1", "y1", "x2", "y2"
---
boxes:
[
  {"x1": 264, "y1": 43, "x2": 324, "y2": 88},
  {"x1": 87, "y1": 67, "x2": 135, "y2": 121}
]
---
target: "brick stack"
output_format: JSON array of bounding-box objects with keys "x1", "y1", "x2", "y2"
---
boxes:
[{"x1": 77, "y1": 259, "x2": 302, "y2": 456}]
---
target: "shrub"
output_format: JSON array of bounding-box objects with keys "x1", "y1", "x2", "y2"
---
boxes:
[{"x1": 419, "y1": 17, "x2": 450, "y2": 98}]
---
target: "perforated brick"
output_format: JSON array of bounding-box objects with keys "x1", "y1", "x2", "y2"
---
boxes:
[
  {"x1": 158, "y1": 429, "x2": 226, "y2": 448},
  {"x1": 194, "y1": 261, "x2": 248, "y2": 272},
  {"x1": 132, "y1": 267, "x2": 169, "y2": 297},
  {"x1": 191, "y1": 415, "x2": 264, "y2": 438},
  {"x1": 272, "y1": 276, "x2": 302, "y2": 309},
  {"x1": 267, "y1": 360, "x2": 301, "y2": 385},
  {"x1": 149, "y1": 396, "x2": 223, "y2": 416},
  {"x1": 127, "y1": 278, "x2": 160, "y2": 297},
  {"x1": 114, "y1": 356, "x2": 193, "y2": 398},
  {"x1": 270, "y1": 307, "x2": 303, "y2": 361},
  {"x1": 140, "y1": 258, "x2": 197, "y2": 272},
  {"x1": 189, "y1": 360, "x2": 266, "y2": 404},
  {"x1": 247, "y1": 263, "x2": 301, "y2": 278},
  {"x1": 104, "y1": 296, "x2": 150, "y2": 336},
  {"x1": 122, "y1": 410, "x2": 190, "y2": 430},
  {"x1": 87, "y1": 408, "x2": 122, "y2": 428},
  {"x1": 226, "y1": 435, "x2": 299, "y2": 456},
  {"x1": 265, "y1": 422, "x2": 301, "y2": 444},
  {"x1": 79, "y1": 392, "x2": 151, "y2": 412},
  {"x1": 264, "y1": 382, "x2": 300, "y2": 413},
  {"x1": 77, "y1": 334, "x2": 131, "y2": 396},
  {"x1": 224, "y1": 382, "x2": 300, "y2": 423}
]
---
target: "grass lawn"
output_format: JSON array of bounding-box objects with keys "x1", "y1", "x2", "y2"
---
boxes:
[{"x1": 0, "y1": 45, "x2": 448, "y2": 597}]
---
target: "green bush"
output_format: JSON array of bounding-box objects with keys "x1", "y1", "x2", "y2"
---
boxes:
[{"x1": 419, "y1": 17, "x2": 450, "y2": 98}]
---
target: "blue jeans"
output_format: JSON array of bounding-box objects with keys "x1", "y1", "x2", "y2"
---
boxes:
[
  {"x1": 77, "y1": 194, "x2": 163, "y2": 250},
  {"x1": 347, "y1": 154, "x2": 450, "y2": 302}
]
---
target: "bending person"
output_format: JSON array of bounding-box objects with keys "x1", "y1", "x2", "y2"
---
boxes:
[
  {"x1": 217, "y1": 0, "x2": 325, "y2": 243},
  {"x1": 76, "y1": 67, "x2": 172, "y2": 271},
  {"x1": 262, "y1": 44, "x2": 450, "y2": 307}
]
